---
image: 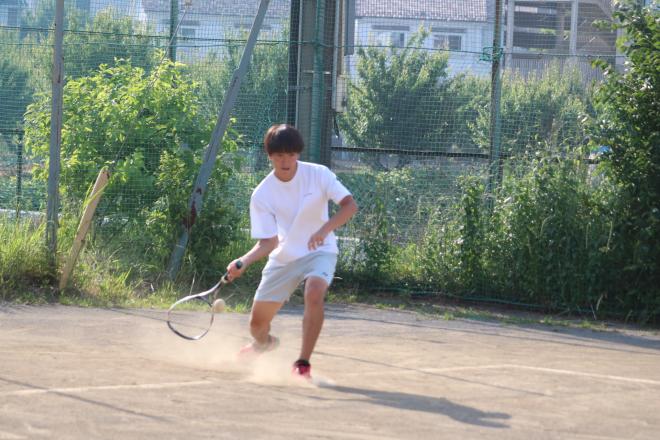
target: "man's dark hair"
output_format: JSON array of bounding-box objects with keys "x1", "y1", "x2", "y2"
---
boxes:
[{"x1": 263, "y1": 124, "x2": 305, "y2": 154}]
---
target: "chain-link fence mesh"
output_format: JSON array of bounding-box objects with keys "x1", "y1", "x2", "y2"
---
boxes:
[{"x1": 1, "y1": 1, "x2": 641, "y2": 312}]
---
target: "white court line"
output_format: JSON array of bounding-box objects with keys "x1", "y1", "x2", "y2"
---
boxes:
[
  {"x1": 502, "y1": 364, "x2": 660, "y2": 386},
  {"x1": 348, "y1": 363, "x2": 660, "y2": 386},
  {"x1": 1, "y1": 380, "x2": 213, "y2": 397},
  {"x1": 0, "y1": 431, "x2": 26, "y2": 440}
]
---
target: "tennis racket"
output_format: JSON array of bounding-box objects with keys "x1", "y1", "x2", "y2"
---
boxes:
[{"x1": 167, "y1": 261, "x2": 242, "y2": 340}]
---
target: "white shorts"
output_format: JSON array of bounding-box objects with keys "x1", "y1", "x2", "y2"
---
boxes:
[{"x1": 254, "y1": 252, "x2": 338, "y2": 303}]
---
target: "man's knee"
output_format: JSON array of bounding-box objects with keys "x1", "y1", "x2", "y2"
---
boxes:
[
  {"x1": 305, "y1": 277, "x2": 328, "y2": 307},
  {"x1": 249, "y1": 314, "x2": 269, "y2": 333}
]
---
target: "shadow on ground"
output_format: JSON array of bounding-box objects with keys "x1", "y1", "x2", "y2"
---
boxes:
[{"x1": 322, "y1": 384, "x2": 511, "y2": 428}]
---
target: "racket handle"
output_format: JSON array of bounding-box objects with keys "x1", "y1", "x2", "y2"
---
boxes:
[{"x1": 222, "y1": 260, "x2": 243, "y2": 282}]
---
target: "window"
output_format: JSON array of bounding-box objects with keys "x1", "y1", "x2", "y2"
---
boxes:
[
  {"x1": 371, "y1": 31, "x2": 406, "y2": 48},
  {"x1": 75, "y1": 0, "x2": 90, "y2": 12},
  {"x1": 433, "y1": 34, "x2": 462, "y2": 51},
  {"x1": 7, "y1": 7, "x2": 18, "y2": 27},
  {"x1": 180, "y1": 28, "x2": 196, "y2": 39},
  {"x1": 391, "y1": 32, "x2": 405, "y2": 48}
]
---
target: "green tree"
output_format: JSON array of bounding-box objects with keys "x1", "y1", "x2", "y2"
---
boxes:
[
  {"x1": 0, "y1": 46, "x2": 33, "y2": 132},
  {"x1": 21, "y1": 2, "x2": 157, "y2": 92},
  {"x1": 590, "y1": 1, "x2": 660, "y2": 320},
  {"x1": 339, "y1": 29, "x2": 460, "y2": 164},
  {"x1": 190, "y1": 34, "x2": 289, "y2": 167},
  {"x1": 472, "y1": 65, "x2": 591, "y2": 157},
  {"x1": 64, "y1": 8, "x2": 157, "y2": 77},
  {"x1": 23, "y1": 57, "x2": 240, "y2": 266}
]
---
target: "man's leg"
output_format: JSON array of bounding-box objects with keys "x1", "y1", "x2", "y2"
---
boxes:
[
  {"x1": 299, "y1": 276, "x2": 329, "y2": 361},
  {"x1": 249, "y1": 300, "x2": 283, "y2": 345}
]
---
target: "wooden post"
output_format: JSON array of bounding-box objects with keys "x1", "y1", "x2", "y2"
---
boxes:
[
  {"x1": 59, "y1": 168, "x2": 110, "y2": 290},
  {"x1": 46, "y1": 0, "x2": 65, "y2": 264}
]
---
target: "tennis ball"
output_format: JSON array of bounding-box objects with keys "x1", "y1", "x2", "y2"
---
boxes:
[{"x1": 212, "y1": 298, "x2": 226, "y2": 313}]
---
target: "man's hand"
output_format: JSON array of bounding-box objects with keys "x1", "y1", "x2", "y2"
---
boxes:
[
  {"x1": 308, "y1": 226, "x2": 330, "y2": 251},
  {"x1": 307, "y1": 196, "x2": 358, "y2": 251},
  {"x1": 225, "y1": 236, "x2": 279, "y2": 281},
  {"x1": 225, "y1": 259, "x2": 246, "y2": 281}
]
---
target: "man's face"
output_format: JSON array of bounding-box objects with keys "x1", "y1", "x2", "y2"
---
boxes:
[{"x1": 269, "y1": 152, "x2": 300, "y2": 179}]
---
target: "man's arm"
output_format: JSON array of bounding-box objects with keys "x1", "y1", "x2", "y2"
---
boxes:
[
  {"x1": 226, "y1": 236, "x2": 278, "y2": 280},
  {"x1": 308, "y1": 195, "x2": 358, "y2": 250}
]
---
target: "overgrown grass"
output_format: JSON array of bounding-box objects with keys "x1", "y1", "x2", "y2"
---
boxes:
[
  {"x1": 336, "y1": 151, "x2": 659, "y2": 324},
  {"x1": 0, "y1": 217, "x2": 54, "y2": 302},
  {"x1": 0, "y1": 214, "x2": 258, "y2": 311}
]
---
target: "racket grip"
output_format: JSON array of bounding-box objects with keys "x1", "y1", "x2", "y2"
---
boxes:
[{"x1": 222, "y1": 260, "x2": 243, "y2": 282}]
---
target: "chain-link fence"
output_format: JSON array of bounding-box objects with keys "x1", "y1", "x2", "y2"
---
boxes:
[{"x1": 1, "y1": 1, "x2": 643, "y2": 313}]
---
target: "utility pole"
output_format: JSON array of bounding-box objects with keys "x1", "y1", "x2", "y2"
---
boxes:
[{"x1": 46, "y1": 0, "x2": 65, "y2": 263}]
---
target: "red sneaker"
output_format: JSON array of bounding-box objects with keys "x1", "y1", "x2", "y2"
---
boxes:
[
  {"x1": 237, "y1": 335, "x2": 279, "y2": 361},
  {"x1": 292, "y1": 359, "x2": 312, "y2": 379}
]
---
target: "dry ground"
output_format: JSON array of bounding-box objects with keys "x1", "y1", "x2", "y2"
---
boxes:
[{"x1": 1, "y1": 304, "x2": 659, "y2": 439}]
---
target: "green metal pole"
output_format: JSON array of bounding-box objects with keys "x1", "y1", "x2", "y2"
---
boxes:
[
  {"x1": 16, "y1": 133, "x2": 23, "y2": 218},
  {"x1": 309, "y1": 0, "x2": 326, "y2": 164},
  {"x1": 487, "y1": 0, "x2": 504, "y2": 207},
  {"x1": 169, "y1": 0, "x2": 179, "y2": 61}
]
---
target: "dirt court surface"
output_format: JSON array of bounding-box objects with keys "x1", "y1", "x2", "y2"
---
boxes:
[{"x1": 1, "y1": 304, "x2": 659, "y2": 440}]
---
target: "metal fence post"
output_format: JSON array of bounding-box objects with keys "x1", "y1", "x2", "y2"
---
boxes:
[
  {"x1": 46, "y1": 0, "x2": 65, "y2": 263},
  {"x1": 16, "y1": 132, "x2": 23, "y2": 218},
  {"x1": 166, "y1": 0, "x2": 271, "y2": 279},
  {"x1": 169, "y1": 0, "x2": 179, "y2": 61},
  {"x1": 487, "y1": 0, "x2": 505, "y2": 208},
  {"x1": 308, "y1": 0, "x2": 326, "y2": 164}
]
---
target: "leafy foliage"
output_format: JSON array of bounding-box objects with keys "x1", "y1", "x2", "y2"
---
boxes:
[
  {"x1": 190, "y1": 35, "x2": 289, "y2": 167},
  {"x1": 473, "y1": 65, "x2": 591, "y2": 157},
  {"x1": 23, "y1": 57, "x2": 241, "y2": 268},
  {"x1": 339, "y1": 29, "x2": 460, "y2": 157},
  {"x1": 590, "y1": 1, "x2": 660, "y2": 320},
  {"x1": 0, "y1": 44, "x2": 33, "y2": 131},
  {"x1": 19, "y1": 2, "x2": 157, "y2": 93}
]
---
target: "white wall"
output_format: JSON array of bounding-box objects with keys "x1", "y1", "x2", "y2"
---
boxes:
[
  {"x1": 146, "y1": 11, "x2": 286, "y2": 62},
  {"x1": 348, "y1": 17, "x2": 493, "y2": 79}
]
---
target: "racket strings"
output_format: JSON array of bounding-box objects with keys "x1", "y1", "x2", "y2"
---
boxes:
[{"x1": 167, "y1": 296, "x2": 214, "y2": 340}]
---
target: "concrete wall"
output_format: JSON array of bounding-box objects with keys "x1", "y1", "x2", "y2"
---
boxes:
[{"x1": 347, "y1": 17, "x2": 494, "y2": 79}]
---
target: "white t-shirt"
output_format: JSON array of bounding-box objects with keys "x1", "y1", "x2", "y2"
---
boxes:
[{"x1": 250, "y1": 161, "x2": 351, "y2": 266}]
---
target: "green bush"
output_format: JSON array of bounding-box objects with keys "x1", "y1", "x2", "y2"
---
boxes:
[
  {"x1": 24, "y1": 58, "x2": 241, "y2": 271},
  {"x1": 484, "y1": 154, "x2": 614, "y2": 310},
  {"x1": 589, "y1": 1, "x2": 660, "y2": 322},
  {"x1": 0, "y1": 44, "x2": 33, "y2": 132},
  {"x1": 419, "y1": 175, "x2": 489, "y2": 294},
  {"x1": 339, "y1": 28, "x2": 462, "y2": 160},
  {"x1": 418, "y1": 152, "x2": 618, "y2": 315},
  {"x1": 472, "y1": 65, "x2": 591, "y2": 157}
]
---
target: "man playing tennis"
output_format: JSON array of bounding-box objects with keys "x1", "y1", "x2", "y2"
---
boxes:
[{"x1": 226, "y1": 124, "x2": 358, "y2": 379}]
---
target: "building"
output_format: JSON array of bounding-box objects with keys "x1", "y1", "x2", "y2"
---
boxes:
[
  {"x1": 504, "y1": 0, "x2": 617, "y2": 81},
  {"x1": 141, "y1": 0, "x2": 290, "y2": 61},
  {"x1": 0, "y1": 0, "x2": 23, "y2": 26},
  {"x1": 351, "y1": 0, "x2": 494, "y2": 77}
]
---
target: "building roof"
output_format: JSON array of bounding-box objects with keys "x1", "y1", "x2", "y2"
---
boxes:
[
  {"x1": 142, "y1": 0, "x2": 290, "y2": 18},
  {"x1": 357, "y1": 0, "x2": 489, "y2": 22}
]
